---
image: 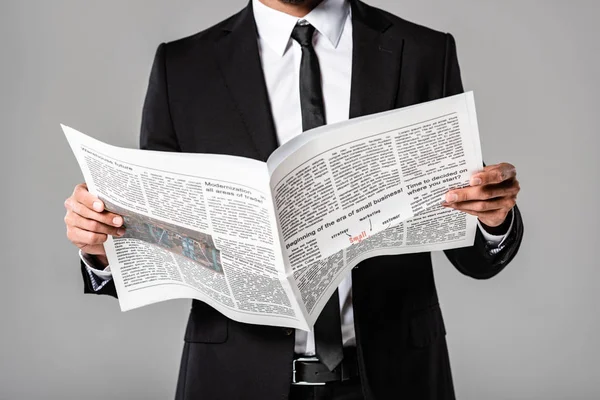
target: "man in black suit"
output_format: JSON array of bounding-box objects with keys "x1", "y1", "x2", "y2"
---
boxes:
[{"x1": 63, "y1": 0, "x2": 523, "y2": 399}]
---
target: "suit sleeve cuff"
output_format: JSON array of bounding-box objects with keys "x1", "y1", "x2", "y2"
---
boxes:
[
  {"x1": 477, "y1": 209, "x2": 515, "y2": 248},
  {"x1": 79, "y1": 250, "x2": 113, "y2": 291}
]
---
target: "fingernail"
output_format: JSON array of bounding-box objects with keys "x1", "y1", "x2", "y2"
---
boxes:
[
  {"x1": 113, "y1": 216, "x2": 123, "y2": 226},
  {"x1": 446, "y1": 193, "x2": 458, "y2": 203},
  {"x1": 471, "y1": 177, "x2": 482, "y2": 186},
  {"x1": 117, "y1": 228, "x2": 126, "y2": 236},
  {"x1": 93, "y1": 201, "x2": 103, "y2": 212}
]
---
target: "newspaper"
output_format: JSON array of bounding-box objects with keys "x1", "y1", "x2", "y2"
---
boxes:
[{"x1": 63, "y1": 92, "x2": 482, "y2": 331}]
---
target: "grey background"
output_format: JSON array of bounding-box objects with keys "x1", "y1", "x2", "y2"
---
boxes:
[{"x1": 1, "y1": 0, "x2": 598, "y2": 399}]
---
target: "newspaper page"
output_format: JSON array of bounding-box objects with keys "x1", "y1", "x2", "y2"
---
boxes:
[
  {"x1": 267, "y1": 92, "x2": 482, "y2": 326},
  {"x1": 63, "y1": 126, "x2": 310, "y2": 330},
  {"x1": 63, "y1": 92, "x2": 482, "y2": 331}
]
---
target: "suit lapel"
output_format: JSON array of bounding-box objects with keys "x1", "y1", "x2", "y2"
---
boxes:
[
  {"x1": 349, "y1": 0, "x2": 404, "y2": 119},
  {"x1": 214, "y1": 3, "x2": 279, "y2": 161}
]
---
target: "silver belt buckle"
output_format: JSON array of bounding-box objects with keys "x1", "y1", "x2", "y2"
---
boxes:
[{"x1": 292, "y1": 357, "x2": 327, "y2": 386}]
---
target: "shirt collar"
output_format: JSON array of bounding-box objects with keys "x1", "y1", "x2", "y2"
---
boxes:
[{"x1": 252, "y1": 0, "x2": 350, "y2": 57}]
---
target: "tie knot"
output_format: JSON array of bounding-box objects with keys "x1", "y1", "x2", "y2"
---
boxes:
[{"x1": 291, "y1": 23, "x2": 316, "y2": 47}]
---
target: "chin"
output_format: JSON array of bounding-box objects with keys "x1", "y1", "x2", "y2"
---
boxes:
[{"x1": 279, "y1": 0, "x2": 310, "y2": 4}]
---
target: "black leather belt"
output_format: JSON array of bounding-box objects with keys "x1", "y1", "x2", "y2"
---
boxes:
[{"x1": 292, "y1": 348, "x2": 359, "y2": 385}]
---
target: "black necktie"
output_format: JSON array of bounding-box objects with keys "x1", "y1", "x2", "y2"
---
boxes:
[
  {"x1": 291, "y1": 22, "x2": 344, "y2": 372},
  {"x1": 291, "y1": 23, "x2": 326, "y2": 131}
]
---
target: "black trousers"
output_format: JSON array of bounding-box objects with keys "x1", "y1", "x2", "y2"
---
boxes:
[{"x1": 288, "y1": 378, "x2": 364, "y2": 400}]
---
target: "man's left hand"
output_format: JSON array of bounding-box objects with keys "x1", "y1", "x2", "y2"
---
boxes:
[{"x1": 443, "y1": 163, "x2": 520, "y2": 227}]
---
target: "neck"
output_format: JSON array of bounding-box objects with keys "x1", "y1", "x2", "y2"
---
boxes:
[{"x1": 258, "y1": 0, "x2": 323, "y2": 18}]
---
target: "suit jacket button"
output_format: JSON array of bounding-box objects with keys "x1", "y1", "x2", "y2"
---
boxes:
[{"x1": 282, "y1": 328, "x2": 294, "y2": 336}]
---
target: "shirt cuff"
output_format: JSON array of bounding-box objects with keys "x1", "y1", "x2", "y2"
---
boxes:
[
  {"x1": 79, "y1": 250, "x2": 113, "y2": 292},
  {"x1": 477, "y1": 210, "x2": 514, "y2": 251}
]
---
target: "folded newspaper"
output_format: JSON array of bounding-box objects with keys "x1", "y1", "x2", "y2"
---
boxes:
[{"x1": 63, "y1": 92, "x2": 483, "y2": 331}]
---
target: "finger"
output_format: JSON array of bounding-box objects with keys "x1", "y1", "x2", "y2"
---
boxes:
[
  {"x1": 480, "y1": 179, "x2": 520, "y2": 200},
  {"x1": 445, "y1": 186, "x2": 479, "y2": 203},
  {"x1": 72, "y1": 183, "x2": 104, "y2": 212},
  {"x1": 448, "y1": 208, "x2": 509, "y2": 227},
  {"x1": 78, "y1": 244, "x2": 106, "y2": 256},
  {"x1": 445, "y1": 180, "x2": 520, "y2": 203},
  {"x1": 470, "y1": 163, "x2": 517, "y2": 186},
  {"x1": 445, "y1": 196, "x2": 516, "y2": 213},
  {"x1": 66, "y1": 226, "x2": 109, "y2": 246},
  {"x1": 64, "y1": 197, "x2": 124, "y2": 227},
  {"x1": 64, "y1": 210, "x2": 125, "y2": 236}
]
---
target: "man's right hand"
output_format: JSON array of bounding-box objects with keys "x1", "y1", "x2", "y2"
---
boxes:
[{"x1": 64, "y1": 183, "x2": 125, "y2": 268}]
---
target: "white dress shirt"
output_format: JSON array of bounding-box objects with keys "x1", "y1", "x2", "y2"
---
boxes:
[
  {"x1": 253, "y1": 0, "x2": 354, "y2": 356},
  {"x1": 83, "y1": 0, "x2": 512, "y2": 357}
]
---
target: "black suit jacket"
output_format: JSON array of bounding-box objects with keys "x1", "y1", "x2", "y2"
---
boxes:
[{"x1": 82, "y1": 1, "x2": 524, "y2": 399}]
